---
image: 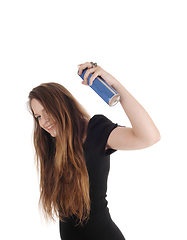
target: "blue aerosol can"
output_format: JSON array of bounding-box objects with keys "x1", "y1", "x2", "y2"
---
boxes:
[{"x1": 78, "y1": 69, "x2": 120, "y2": 106}]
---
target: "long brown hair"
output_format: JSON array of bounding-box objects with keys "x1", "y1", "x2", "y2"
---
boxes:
[{"x1": 28, "y1": 82, "x2": 90, "y2": 225}]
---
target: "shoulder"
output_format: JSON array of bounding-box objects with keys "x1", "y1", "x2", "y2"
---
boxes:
[
  {"x1": 88, "y1": 114, "x2": 115, "y2": 128},
  {"x1": 85, "y1": 114, "x2": 117, "y2": 154},
  {"x1": 86, "y1": 114, "x2": 118, "y2": 150},
  {"x1": 89, "y1": 114, "x2": 108, "y2": 123}
]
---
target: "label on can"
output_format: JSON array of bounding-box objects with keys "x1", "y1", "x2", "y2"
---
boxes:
[{"x1": 78, "y1": 69, "x2": 120, "y2": 106}]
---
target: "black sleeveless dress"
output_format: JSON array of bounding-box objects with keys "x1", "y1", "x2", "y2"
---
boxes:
[{"x1": 59, "y1": 115, "x2": 126, "y2": 240}]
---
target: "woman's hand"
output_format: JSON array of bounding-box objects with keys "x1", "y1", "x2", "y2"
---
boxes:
[{"x1": 78, "y1": 62, "x2": 119, "y2": 88}]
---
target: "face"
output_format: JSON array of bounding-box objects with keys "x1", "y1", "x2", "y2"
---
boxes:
[{"x1": 31, "y1": 99, "x2": 57, "y2": 137}]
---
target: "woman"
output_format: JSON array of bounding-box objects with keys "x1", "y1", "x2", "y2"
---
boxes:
[{"x1": 28, "y1": 62, "x2": 160, "y2": 240}]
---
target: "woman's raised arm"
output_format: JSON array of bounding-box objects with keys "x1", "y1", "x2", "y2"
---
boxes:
[{"x1": 78, "y1": 62, "x2": 161, "y2": 150}]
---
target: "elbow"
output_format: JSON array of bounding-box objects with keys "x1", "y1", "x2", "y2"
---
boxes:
[
  {"x1": 147, "y1": 131, "x2": 161, "y2": 147},
  {"x1": 157, "y1": 131, "x2": 161, "y2": 142},
  {"x1": 155, "y1": 130, "x2": 161, "y2": 143},
  {"x1": 132, "y1": 130, "x2": 161, "y2": 150}
]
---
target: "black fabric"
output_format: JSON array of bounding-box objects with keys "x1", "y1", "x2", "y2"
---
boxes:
[{"x1": 59, "y1": 115, "x2": 125, "y2": 240}]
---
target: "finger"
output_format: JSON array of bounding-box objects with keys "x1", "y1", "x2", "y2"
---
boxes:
[
  {"x1": 83, "y1": 67, "x2": 97, "y2": 85},
  {"x1": 81, "y1": 80, "x2": 88, "y2": 85},
  {"x1": 78, "y1": 62, "x2": 92, "y2": 75},
  {"x1": 79, "y1": 62, "x2": 92, "y2": 75},
  {"x1": 89, "y1": 71, "x2": 100, "y2": 86}
]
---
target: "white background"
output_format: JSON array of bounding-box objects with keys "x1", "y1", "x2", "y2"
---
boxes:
[{"x1": 0, "y1": 0, "x2": 186, "y2": 239}]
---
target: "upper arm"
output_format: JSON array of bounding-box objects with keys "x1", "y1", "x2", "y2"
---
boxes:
[{"x1": 107, "y1": 126, "x2": 158, "y2": 151}]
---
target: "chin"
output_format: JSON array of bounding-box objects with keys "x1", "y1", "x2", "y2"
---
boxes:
[{"x1": 50, "y1": 130, "x2": 56, "y2": 137}]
